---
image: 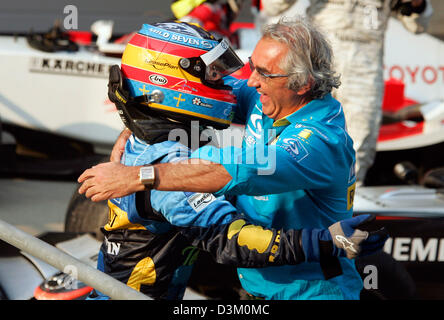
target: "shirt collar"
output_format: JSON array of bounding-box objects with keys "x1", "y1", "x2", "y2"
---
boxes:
[{"x1": 272, "y1": 93, "x2": 334, "y2": 127}]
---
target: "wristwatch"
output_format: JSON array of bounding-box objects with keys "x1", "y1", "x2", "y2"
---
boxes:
[{"x1": 139, "y1": 165, "x2": 155, "y2": 188}]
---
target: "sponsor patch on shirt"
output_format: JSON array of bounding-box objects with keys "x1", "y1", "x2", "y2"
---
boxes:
[
  {"x1": 347, "y1": 182, "x2": 356, "y2": 211},
  {"x1": 186, "y1": 193, "x2": 216, "y2": 213},
  {"x1": 280, "y1": 137, "x2": 309, "y2": 161}
]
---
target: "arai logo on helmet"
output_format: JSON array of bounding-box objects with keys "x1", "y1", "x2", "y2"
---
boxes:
[{"x1": 149, "y1": 74, "x2": 168, "y2": 85}]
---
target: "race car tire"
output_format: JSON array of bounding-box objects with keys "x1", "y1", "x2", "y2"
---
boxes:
[
  {"x1": 356, "y1": 251, "x2": 417, "y2": 300},
  {"x1": 64, "y1": 186, "x2": 108, "y2": 241}
]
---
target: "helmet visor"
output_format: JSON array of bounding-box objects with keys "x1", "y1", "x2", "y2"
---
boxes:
[{"x1": 200, "y1": 39, "x2": 244, "y2": 82}]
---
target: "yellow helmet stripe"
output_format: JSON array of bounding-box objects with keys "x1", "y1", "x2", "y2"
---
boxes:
[{"x1": 122, "y1": 43, "x2": 201, "y2": 83}]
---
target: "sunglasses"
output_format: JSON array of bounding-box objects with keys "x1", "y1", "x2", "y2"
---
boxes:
[{"x1": 248, "y1": 57, "x2": 290, "y2": 79}]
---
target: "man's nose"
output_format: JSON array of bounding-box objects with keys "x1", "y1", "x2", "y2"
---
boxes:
[{"x1": 247, "y1": 69, "x2": 260, "y2": 88}]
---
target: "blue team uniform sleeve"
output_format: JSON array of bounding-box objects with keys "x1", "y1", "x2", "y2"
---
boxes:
[
  {"x1": 149, "y1": 142, "x2": 238, "y2": 227},
  {"x1": 190, "y1": 129, "x2": 337, "y2": 196},
  {"x1": 223, "y1": 76, "x2": 258, "y2": 125},
  {"x1": 150, "y1": 189, "x2": 236, "y2": 227}
]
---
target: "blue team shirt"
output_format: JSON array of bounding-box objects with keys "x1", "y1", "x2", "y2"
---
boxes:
[{"x1": 190, "y1": 77, "x2": 362, "y2": 299}]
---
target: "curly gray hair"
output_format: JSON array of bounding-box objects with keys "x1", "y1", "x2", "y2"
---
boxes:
[{"x1": 262, "y1": 16, "x2": 341, "y2": 99}]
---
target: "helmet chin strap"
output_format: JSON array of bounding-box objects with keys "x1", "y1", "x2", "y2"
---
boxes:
[
  {"x1": 131, "y1": 114, "x2": 192, "y2": 145},
  {"x1": 134, "y1": 116, "x2": 214, "y2": 149}
]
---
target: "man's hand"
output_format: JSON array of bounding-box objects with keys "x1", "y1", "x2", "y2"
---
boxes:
[
  {"x1": 78, "y1": 162, "x2": 144, "y2": 202},
  {"x1": 302, "y1": 214, "x2": 389, "y2": 262},
  {"x1": 110, "y1": 128, "x2": 132, "y2": 162},
  {"x1": 328, "y1": 214, "x2": 388, "y2": 259}
]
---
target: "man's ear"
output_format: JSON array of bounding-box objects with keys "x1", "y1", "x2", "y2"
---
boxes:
[{"x1": 297, "y1": 77, "x2": 313, "y2": 95}]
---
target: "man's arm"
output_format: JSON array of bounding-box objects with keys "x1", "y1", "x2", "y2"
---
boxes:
[
  {"x1": 78, "y1": 159, "x2": 231, "y2": 202},
  {"x1": 182, "y1": 214, "x2": 388, "y2": 269},
  {"x1": 78, "y1": 119, "x2": 343, "y2": 201},
  {"x1": 110, "y1": 128, "x2": 132, "y2": 162},
  {"x1": 153, "y1": 159, "x2": 231, "y2": 192}
]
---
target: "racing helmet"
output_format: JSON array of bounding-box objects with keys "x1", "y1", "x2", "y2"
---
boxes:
[{"x1": 109, "y1": 21, "x2": 243, "y2": 137}]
